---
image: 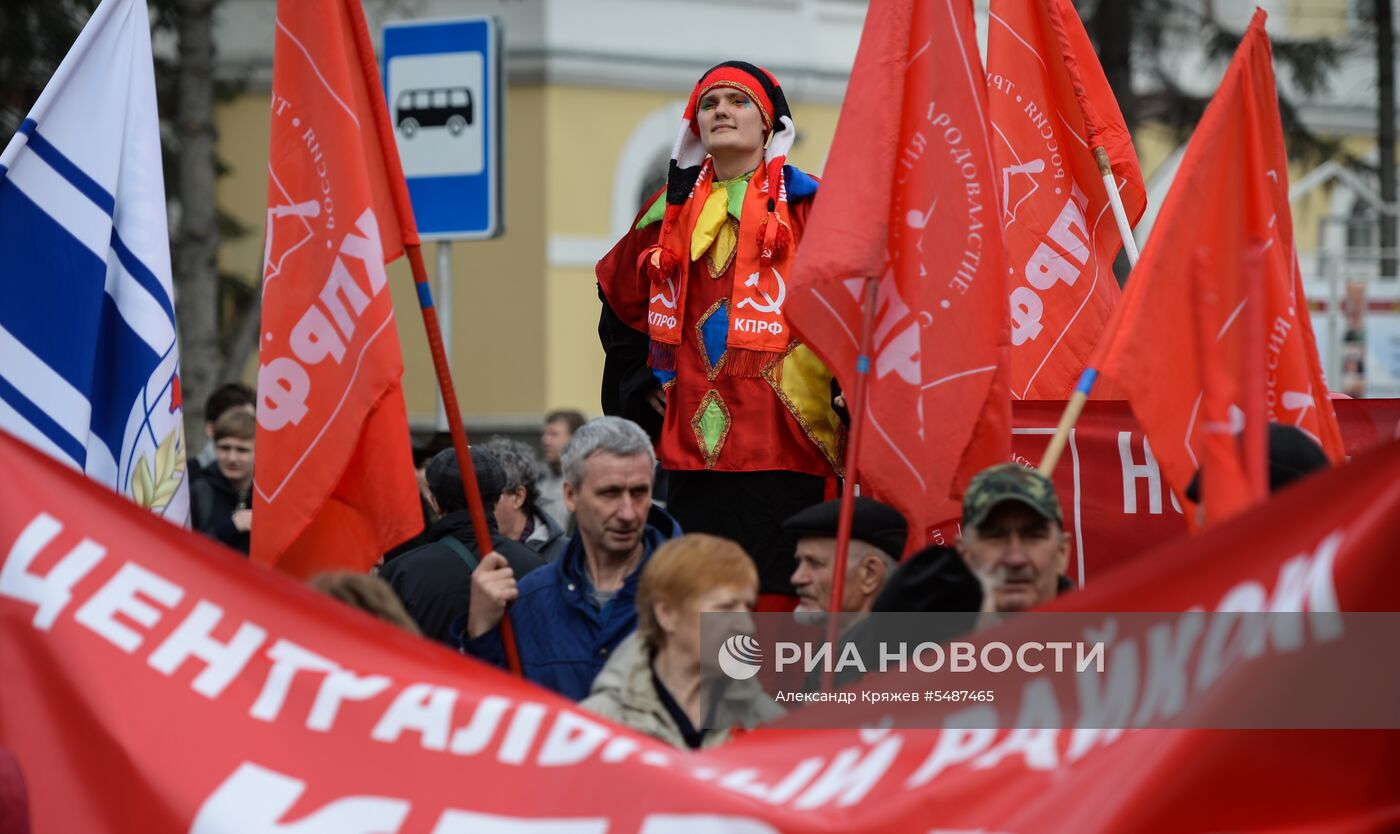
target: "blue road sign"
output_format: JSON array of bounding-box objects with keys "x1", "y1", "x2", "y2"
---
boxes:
[{"x1": 382, "y1": 17, "x2": 502, "y2": 240}]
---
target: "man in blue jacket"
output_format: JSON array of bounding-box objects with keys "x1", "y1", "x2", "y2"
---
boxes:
[{"x1": 463, "y1": 416, "x2": 680, "y2": 700}]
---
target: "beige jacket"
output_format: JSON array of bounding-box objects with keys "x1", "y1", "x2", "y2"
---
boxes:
[{"x1": 581, "y1": 632, "x2": 783, "y2": 750}]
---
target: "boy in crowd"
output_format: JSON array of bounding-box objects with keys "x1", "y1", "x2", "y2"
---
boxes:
[{"x1": 190, "y1": 409, "x2": 256, "y2": 554}]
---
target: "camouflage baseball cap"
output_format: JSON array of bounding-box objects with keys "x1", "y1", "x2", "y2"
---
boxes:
[{"x1": 962, "y1": 463, "x2": 1063, "y2": 529}]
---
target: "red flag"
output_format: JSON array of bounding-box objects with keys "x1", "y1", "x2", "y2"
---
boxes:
[
  {"x1": 252, "y1": 0, "x2": 422, "y2": 576},
  {"x1": 4, "y1": 425, "x2": 1400, "y2": 832},
  {"x1": 1191, "y1": 253, "x2": 1256, "y2": 524},
  {"x1": 1091, "y1": 10, "x2": 1345, "y2": 516},
  {"x1": 986, "y1": 0, "x2": 1145, "y2": 399},
  {"x1": 788, "y1": 0, "x2": 1011, "y2": 540}
]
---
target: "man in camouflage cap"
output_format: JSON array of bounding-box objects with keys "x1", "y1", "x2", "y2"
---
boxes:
[{"x1": 957, "y1": 464, "x2": 1071, "y2": 613}]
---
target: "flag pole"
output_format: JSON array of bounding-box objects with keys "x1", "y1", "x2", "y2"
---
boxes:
[
  {"x1": 824, "y1": 275, "x2": 879, "y2": 693},
  {"x1": 1094, "y1": 147, "x2": 1140, "y2": 267},
  {"x1": 1241, "y1": 243, "x2": 1268, "y2": 501},
  {"x1": 1037, "y1": 147, "x2": 1132, "y2": 476},
  {"x1": 339, "y1": 0, "x2": 521, "y2": 672},
  {"x1": 1046, "y1": 0, "x2": 1139, "y2": 269},
  {"x1": 1036, "y1": 0, "x2": 1138, "y2": 474},
  {"x1": 1037, "y1": 369, "x2": 1095, "y2": 475},
  {"x1": 404, "y1": 244, "x2": 523, "y2": 677}
]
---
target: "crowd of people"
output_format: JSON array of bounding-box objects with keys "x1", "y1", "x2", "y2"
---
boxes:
[{"x1": 181, "y1": 59, "x2": 1335, "y2": 754}]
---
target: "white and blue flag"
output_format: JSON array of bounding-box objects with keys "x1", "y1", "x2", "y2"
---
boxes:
[{"x1": 0, "y1": 0, "x2": 189, "y2": 524}]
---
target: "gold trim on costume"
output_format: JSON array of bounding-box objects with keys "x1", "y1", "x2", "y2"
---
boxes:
[
  {"x1": 690, "y1": 389, "x2": 732, "y2": 469},
  {"x1": 694, "y1": 298, "x2": 730, "y2": 381},
  {"x1": 762, "y1": 341, "x2": 846, "y2": 476}
]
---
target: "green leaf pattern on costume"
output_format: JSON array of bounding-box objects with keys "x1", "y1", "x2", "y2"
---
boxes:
[{"x1": 698, "y1": 397, "x2": 728, "y2": 458}]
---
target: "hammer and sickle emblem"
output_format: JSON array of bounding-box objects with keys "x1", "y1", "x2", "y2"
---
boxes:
[
  {"x1": 736, "y1": 268, "x2": 787, "y2": 313},
  {"x1": 1281, "y1": 391, "x2": 1315, "y2": 424},
  {"x1": 649, "y1": 277, "x2": 678, "y2": 309}
]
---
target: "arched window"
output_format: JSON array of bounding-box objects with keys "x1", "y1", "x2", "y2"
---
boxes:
[
  {"x1": 636, "y1": 153, "x2": 670, "y2": 214},
  {"x1": 611, "y1": 101, "x2": 685, "y2": 237},
  {"x1": 1345, "y1": 200, "x2": 1379, "y2": 268}
]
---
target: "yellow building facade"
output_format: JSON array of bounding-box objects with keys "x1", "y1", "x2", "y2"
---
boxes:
[
  {"x1": 213, "y1": 0, "x2": 864, "y2": 429},
  {"x1": 212, "y1": 0, "x2": 1400, "y2": 421}
]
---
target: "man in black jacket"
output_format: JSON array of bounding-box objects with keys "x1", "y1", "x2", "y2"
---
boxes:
[{"x1": 380, "y1": 446, "x2": 545, "y2": 647}]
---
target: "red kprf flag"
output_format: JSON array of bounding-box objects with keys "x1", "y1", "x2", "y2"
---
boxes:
[
  {"x1": 1091, "y1": 10, "x2": 1345, "y2": 514},
  {"x1": 253, "y1": 0, "x2": 422, "y2": 576},
  {"x1": 787, "y1": 0, "x2": 1012, "y2": 540},
  {"x1": 986, "y1": 0, "x2": 1146, "y2": 398}
]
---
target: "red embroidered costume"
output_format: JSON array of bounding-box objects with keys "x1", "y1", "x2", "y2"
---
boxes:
[{"x1": 596, "y1": 62, "x2": 842, "y2": 595}]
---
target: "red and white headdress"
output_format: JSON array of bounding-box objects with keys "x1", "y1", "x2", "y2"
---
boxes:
[{"x1": 639, "y1": 61, "x2": 798, "y2": 375}]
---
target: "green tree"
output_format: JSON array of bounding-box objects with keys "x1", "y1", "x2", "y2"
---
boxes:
[
  {"x1": 1072, "y1": 0, "x2": 1351, "y2": 282},
  {"x1": 0, "y1": 1, "x2": 106, "y2": 137},
  {"x1": 1356, "y1": 0, "x2": 1396, "y2": 275},
  {"x1": 1074, "y1": 0, "x2": 1346, "y2": 159}
]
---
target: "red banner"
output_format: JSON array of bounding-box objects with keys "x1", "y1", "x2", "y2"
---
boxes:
[
  {"x1": 253, "y1": 0, "x2": 422, "y2": 576},
  {"x1": 788, "y1": 0, "x2": 1010, "y2": 536},
  {"x1": 1091, "y1": 11, "x2": 1345, "y2": 522},
  {"x1": 987, "y1": 0, "x2": 1145, "y2": 399},
  {"x1": 3, "y1": 425, "x2": 1400, "y2": 832},
  {"x1": 922, "y1": 398, "x2": 1400, "y2": 583}
]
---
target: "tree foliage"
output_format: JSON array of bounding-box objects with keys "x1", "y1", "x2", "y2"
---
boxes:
[
  {"x1": 1073, "y1": 0, "x2": 1353, "y2": 165},
  {"x1": 0, "y1": 0, "x2": 253, "y2": 439},
  {"x1": 1, "y1": 1, "x2": 103, "y2": 138}
]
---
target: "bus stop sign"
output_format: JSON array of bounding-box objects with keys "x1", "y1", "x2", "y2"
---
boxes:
[{"x1": 382, "y1": 17, "x2": 502, "y2": 240}]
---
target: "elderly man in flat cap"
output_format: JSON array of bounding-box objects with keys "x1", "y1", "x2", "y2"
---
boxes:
[
  {"x1": 781, "y1": 496, "x2": 907, "y2": 619},
  {"x1": 957, "y1": 464, "x2": 1073, "y2": 613}
]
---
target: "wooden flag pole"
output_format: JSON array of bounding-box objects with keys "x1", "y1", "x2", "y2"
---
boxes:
[
  {"x1": 404, "y1": 243, "x2": 523, "y2": 676},
  {"x1": 1038, "y1": 369, "x2": 1095, "y2": 475},
  {"x1": 823, "y1": 276, "x2": 880, "y2": 694},
  {"x1": 1039, "y1": 145, "x2": 1141, "y2": 475}
]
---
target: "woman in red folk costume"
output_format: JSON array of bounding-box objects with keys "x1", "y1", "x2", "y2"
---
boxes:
[{"x1": 596, "y1": 61, "x2": 842, "y2": 602}]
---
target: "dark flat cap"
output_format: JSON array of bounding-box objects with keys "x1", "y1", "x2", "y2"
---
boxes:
[
  {"x1": 782, "y1": 497, "x2": 908, "y2": 559},
  {"x1": 426, "y1": 447, "x2": 506, "y2": 515},
  {"x1": 873, "y1": 545, "x2": 983, "y2": 613}
]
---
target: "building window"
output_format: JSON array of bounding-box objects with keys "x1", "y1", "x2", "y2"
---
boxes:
[{"x1": 637, "y1": 156, "x2": 669, "y2": 213}]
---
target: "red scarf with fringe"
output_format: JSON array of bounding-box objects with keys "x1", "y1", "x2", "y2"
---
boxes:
[{"x1": 640, "y1": 158, "x2": 794, "y2": 377}]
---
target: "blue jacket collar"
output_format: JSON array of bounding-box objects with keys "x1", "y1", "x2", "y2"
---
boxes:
[{"x1": 559, "y1": 504, "x2": 681, "y2": 590}]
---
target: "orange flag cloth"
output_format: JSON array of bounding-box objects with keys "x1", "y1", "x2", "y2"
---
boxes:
[
  {"x1": 1091, "y1": 10, "x2": 1345, "y2": 519},
  {"x1": 253, "y1": 0, "x2": 423, "y2": 576},
  {"x1": 986, "y1": 0, "x2": 1146, "y2": 399},
  {"x1": 787, "y1": 0, "x2": 1012, "y2": 542}
]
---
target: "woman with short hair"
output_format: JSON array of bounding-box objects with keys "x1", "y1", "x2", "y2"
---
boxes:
[{"x1": 581, "y1": 534, "x2": 781, "y2": 749}]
